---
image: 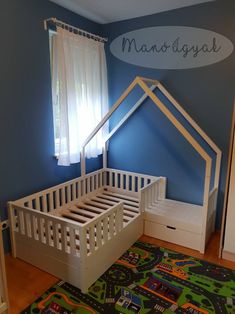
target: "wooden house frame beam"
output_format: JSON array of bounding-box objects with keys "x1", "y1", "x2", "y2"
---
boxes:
[
  {"x1": 81, "y1": 77, "x2": 221, "y2": 248},
  {"x1": 157, "y1": 82, "x2": 221, "y2": 191},
  {"x1": 136, "y1": 78, "x2": 212, "y2": 207}
]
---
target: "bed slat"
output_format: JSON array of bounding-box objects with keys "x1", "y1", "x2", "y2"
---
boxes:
[
  {"x1": 101, "y1": 193, "x2": 139, "y2": 207},
  {"x1": 103, "y1": 191, "x2": 139, "y2": 202}
]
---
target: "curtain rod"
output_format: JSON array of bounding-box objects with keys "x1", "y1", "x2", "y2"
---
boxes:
[{"x1": 44, "y1": 17, "x2": 108, "y2": 43}]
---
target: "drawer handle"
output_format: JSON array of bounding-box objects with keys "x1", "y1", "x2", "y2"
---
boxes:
[{"x1": 166, "y1": 225, "x2": 176, "y2": 230}]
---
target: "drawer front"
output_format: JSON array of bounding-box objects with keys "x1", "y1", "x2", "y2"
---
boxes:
[
  {"x1": 144, "y1": 211, "x2": 201, "y2": 235},
  {"x1": 144, "y1": 220, "x2": 201, "y2": 251}
]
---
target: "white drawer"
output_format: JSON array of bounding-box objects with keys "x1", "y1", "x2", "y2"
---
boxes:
[{"x1": 144, "y1": 220, "x2": 201, "y2": 251}]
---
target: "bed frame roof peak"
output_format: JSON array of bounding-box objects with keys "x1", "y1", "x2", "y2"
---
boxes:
[{"x1": 80, "y1": 76, "x2": 221, "y2": 211}]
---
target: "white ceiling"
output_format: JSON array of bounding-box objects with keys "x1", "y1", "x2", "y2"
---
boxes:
[{"x1": 50, "y1": 0, "x2": 214, "y2": 24}]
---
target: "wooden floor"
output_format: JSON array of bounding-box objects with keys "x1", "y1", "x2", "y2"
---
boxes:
[{"x1": 5, "y1": 232, "x2": 235, "y2": 314}]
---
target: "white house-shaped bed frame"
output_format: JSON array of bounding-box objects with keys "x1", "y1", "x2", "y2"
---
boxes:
[
  {"x1": 8, "y1": 77, "x2": 221, "y2": 293},
  {"x1": 81, "y1": 76, "x2": 221, "y2": 253}
]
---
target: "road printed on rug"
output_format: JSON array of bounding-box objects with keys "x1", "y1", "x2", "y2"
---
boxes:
[{"x1": 22, "y1": 241, "x2": 235, "y2": 314}]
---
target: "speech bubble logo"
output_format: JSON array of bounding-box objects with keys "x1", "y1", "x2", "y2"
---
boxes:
[{"x1": 110, "y1": 26, "x2": 234, "y2": 69}]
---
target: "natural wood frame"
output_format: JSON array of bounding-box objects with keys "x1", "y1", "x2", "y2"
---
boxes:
[{"x1": 81, "y1": 76, "x2": 222, "y2": 252}]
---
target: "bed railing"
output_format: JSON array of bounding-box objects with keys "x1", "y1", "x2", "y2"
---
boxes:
[
  {"x1": 13, "y1": 169, "x2": 105, "y2": 212},
  {"x1": 10, "y1": 204, "x2": 81, "y2": 256},
  {"x1": 9, "y1": 167, "x2": 156, "y2": 258},
  {"x1": 81, "y1": 202, "x2": 124, "y2": 257},
  {"x1": 9, "y1": 200, "x2": 124, "y2": 260},
  {"x1": 13, "y1": 168, "x2": 158, "y2": 214},
  {"x1": 105, "y1": 168, "x2": 158, "y2": 193},
  {"x1": 140, "y1": 177, "x2": 166, "y2": 212}
]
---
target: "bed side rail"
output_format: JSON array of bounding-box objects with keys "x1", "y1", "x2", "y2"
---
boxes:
[
  {"x1": 8, "y1": 201, "x2": 124, "y2": 260},
  {"x1": 8, "y1": 202, "x2": 84, "y2": 258},
  {"x1": 140, "y1": 177, "x2": 166, "y2": 212},
  {"x1": 105, "y1": 168, "x2": 159, "y2": 194},
  {"x1": 12, "y1": 169, "x2": 105, "y2": 213},
  {"x1": 79, "y1": 202, "x2": 124, "y2": 258}
]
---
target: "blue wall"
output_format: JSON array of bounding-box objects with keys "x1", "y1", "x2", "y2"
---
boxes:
[
  {"x1": 0, "y1": 0, "x2": 103, "y2": 250},
  {"x1": 102, "y1": 0, "x2": 235, "y2": 228},
  {"x1": 1, "y1": 0, "x2": 234, "y2": 252}
]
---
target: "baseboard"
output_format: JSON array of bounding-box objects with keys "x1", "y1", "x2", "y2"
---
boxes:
[{"x1": 222, "y1": 250, "x2": 235, "y2": 262}]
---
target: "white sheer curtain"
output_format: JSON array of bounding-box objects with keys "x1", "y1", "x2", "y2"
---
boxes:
[{"x1": 51, "y1": 27, "x2": 109, "y2": 166}]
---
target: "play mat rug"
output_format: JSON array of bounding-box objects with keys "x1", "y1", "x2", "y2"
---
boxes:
[{"x1": 21, "y1": 241, "x2": 235, "y2": 314}]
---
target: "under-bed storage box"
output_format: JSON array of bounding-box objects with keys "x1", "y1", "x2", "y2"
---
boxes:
[{"x1": 144, "y1": 188, "x2": 218, "y2": 251}]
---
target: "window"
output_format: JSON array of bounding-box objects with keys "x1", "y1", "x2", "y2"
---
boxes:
[{"x1": 49, "y1": 27, "x2": 108, "y2": 166}]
